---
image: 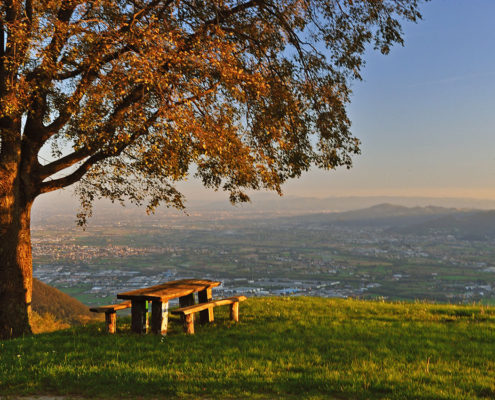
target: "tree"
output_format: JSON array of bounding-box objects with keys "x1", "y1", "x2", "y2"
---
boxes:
[{"x1": 0, "y1": 0, "x2": 425, "y2": 339}]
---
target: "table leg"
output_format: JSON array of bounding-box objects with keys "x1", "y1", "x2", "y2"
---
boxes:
[
  {"x1": 131, "y1": 300, "x2": 147, "y2": 334},
  {"x1": 151, "y1": 300, "x2": 169, "y2": 335},
  {"x1": 179, "y1": 293, "x2": 195, "y2": 307},
  {"x1": 178, "y1": 293, "x2": 195, "y2": 328},
  {"x1": 198, "y1": 288, "x2": 214, "y2": 324},
  {"x1": 146, "y1": 300, "x2": 150, "y2": 331}
]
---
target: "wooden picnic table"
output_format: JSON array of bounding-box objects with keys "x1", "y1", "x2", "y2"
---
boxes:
[{"x1": 117, "y1": 279, "x2": 221, "y2": 334}]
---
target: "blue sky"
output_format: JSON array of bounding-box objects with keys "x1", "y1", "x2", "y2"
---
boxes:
[{"x1": 273, "y1": 0, "x2": 495, "y2": 200}]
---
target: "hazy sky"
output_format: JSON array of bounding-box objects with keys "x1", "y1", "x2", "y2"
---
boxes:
[
  {"x1": 38, "y1": 1, "x2": 495, "y2": 209},
  {"x1": 277, "y1": 0, "x2": 495, "y2": 200}
]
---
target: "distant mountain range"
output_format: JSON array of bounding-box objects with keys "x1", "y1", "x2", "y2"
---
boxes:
[
  {"x1": 316, "y1": 203, "x2": 458, "y2": 221},
  {"x1": 284, "y1": 203, "x2": 457, "y2": 226},
  {"x1": 285, "y1": 203, "x2": 495, "y2": 240},
  {"x1": 392, "y1": 209, "x2": 495, "y2": 240},
  {"x1": 189, "y1": 194, "x2": 495, "y2": 214}
]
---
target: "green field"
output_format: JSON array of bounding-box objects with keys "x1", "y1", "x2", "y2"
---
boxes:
[{"x1": 2, "y1": 297, "x2": 495, "y2": 399}]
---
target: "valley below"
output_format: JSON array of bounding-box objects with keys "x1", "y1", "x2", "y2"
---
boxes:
[{"x1": 31, "y1": 201, "x2": 495, "y2": 307}]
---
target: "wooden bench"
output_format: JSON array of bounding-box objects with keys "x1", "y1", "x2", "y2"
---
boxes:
[
  {"x1": 171, "y1": 296, "x2": 247, "y2": 334},
  {"x1": 90, "y1": 301, "x2": 132, "y2": 334}
]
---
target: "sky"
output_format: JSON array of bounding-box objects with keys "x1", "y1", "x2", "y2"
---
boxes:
[
  {"x1": 278, "y1": 0, "x2": 495, "y2": 200},
  {"x1": 37, "y1": 0, "x2": 495, "y2": 210}
]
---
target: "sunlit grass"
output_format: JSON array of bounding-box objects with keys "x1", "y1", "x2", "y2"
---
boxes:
[{"x1": 2, "y1": 297, "x2": 495, "y2": 399}]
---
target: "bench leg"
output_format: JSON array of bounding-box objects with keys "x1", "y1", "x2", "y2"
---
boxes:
[
  {"x1": 105, "y1": 311, "x2": 117, "y2": 334},
  {"x1": 230, "y1": 302, "x2": 239, "y2": 322},
  {"x1": 131, "y1": 300, "x2": 148, "y2": 334},
  {"x1": 184, "y1": 314, "x2": 194, "y2": 334},
  {"x1": 198, "y1": 288, "x2": 214, "y2": 324},
  {"x1": 151, "y1": 300, "x2": 168, "y2": 335}
]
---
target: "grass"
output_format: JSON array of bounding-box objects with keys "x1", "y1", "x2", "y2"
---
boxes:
[{"x1": 1, "y1": 297, "x2": 495, "y2": 399}]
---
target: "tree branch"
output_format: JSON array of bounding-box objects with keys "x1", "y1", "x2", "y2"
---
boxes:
[
  {"x1": 25, "y1": 0, "x2": 33, "y2": 23},
  {"x1": 54, "y1": 45, "x2": 136, "y2": 80},
  {"x1": 54, "y1": 0, "x2": 173, "y2": 81},
  {"x1": 1, "y1": 0, "x2": 18, "y2": 91},
  {"x1": 38, "y1": 3, "x2": 77, "y2": 70},
  {"x1": 0, "y1": 21, "x2": 5, "y2": 98},
  {"x1": 38, "y1": 107, "x2": 161, "y2": 194},
  {"x1": 187, "y1": 0, "x2": 265, "y2": 42},
  {"x1": 32, "y1": 1, "x2": 172, "y2": 148},
  {"x1": 33, "y1": 0, "x2": 263, "y2": 150},
  {"x1": 38, "y1": 151, "x2": 107, "y2": 194},
  {"x1": 38, "y1": 148, "x2": 92, "y2": 180},
  {"x1": 4, "y1": 0, "x2": 18, "y2": 23}
]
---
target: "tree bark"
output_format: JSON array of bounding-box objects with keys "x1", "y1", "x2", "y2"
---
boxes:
[{"x1": 0, "y1": 163, "x2": 34, "y2": 339}]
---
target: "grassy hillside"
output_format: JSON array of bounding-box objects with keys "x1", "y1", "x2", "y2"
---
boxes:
[
  {"x1": 31, "y1": 278, "x2": 101, "y2": 333},
  {"x1": 2, "y1": 297, "x2": 495, "y2": 399}
]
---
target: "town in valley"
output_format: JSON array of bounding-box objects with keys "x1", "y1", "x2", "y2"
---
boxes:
[{"x1": 32, "y1": 198, "x2": 495, "y2": 307}]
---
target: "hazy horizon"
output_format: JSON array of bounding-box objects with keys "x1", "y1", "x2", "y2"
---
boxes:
[{"x1": 32, "y1": 190, "x2": 495, "y2": 223}]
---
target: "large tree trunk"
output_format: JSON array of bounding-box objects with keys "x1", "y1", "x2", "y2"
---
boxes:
[{"x1": 0, "y1": 153, "x2": 34, "y2": 339}]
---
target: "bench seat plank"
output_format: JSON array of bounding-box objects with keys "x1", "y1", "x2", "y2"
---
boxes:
[
  {"x1": 89, "y1": 301, "x2": 132, "y2": 334},
  {"x1": 171, "y1": 296, "x2": 247, "y2": 316},
  {"x1": 89, "y1": 301, "x2": 132, "y2": 313},
  {"x1": 171, "y1": 296, "x2": 247, "y2": 334}
]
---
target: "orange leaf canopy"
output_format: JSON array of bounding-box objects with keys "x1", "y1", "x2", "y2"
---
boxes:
[{"x1": 0, "y1": 0, "x2": 424, "y2": 218}]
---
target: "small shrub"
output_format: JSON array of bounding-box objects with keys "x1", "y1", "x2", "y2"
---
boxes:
[{"x1": 29, "y1": 311, "x2": 70, "y2": 334}]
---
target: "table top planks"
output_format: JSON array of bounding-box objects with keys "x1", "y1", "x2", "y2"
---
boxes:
[{"x1": 116, "y1": 279, "x2": 221, "y2": 302}]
